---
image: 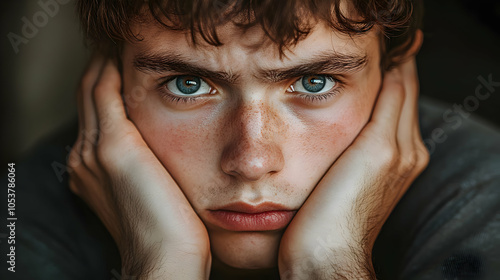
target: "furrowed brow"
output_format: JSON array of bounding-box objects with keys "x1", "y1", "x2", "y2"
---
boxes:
[
  {"x1": 133, "y1": 52, "x2": 238, "y2": 83},
  {"x1": 259, "y1": 53, "x2": 368, "y2": 82}
]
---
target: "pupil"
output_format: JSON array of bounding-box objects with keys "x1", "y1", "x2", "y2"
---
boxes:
[
  {"x1": 176, "y1": 75, "x2": 201, "y2": 94},
  {"x1": 302, "y1": 75, "x2": 326, "y2": 92}
]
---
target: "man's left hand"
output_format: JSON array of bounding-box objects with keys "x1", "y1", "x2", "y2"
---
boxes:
[{"x1": 278, "y1": 57, "x2": 430, "y2": 279}]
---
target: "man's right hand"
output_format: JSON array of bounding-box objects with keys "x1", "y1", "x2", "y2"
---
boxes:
[{"x1": 68, "y1": 54, "x2": 211, "y2": 279}]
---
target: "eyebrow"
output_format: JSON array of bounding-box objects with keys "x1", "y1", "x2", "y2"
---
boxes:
[
  {"x1": 134, "y1": 52, "x2": 239, "y2": 83},
  {"x1": 133, "y1": 51, "x2": 367, "y2": 84},
  {"x1": 259, "y1": 52, "x2": 368, "y2": 82}
]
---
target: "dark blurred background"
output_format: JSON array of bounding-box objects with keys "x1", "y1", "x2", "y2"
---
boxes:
[
  {"x1": 1, "y1": 0, "x2": 500, "y2": 165},
  {"x1": 0, "y1": 0, "x2": 88, "y2": 165}
]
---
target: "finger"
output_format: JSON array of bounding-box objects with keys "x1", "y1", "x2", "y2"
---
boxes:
[
  {"x1": 397, "y1": 58, "x2": 430, "y2": 178},
  {"x1": 396, "y1": 58, "x2": 420, "y2": 151},
  {"x1": 79, "y1": 53, "x2": 106, "y2": 148},
  {"x1": 75, "y1": 54, "x2": 107, "y2": 177},
  {"x1": 368, "y1": 68, "x2": 406, "y2": 142},
  {"x1": 77, "y1": 55, "x2": 97, "y2": 133},
  {"x1": 93, "y1": 59, "x2": 127, "y2": 131}
]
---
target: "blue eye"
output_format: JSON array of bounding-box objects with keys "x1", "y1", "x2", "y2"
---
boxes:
[
  {"x1": 166, "y1": 75, "x2": 212, "y2": 96},
  {"x1": 293, "y1": 75, "x2": 336, "y2": 94}
]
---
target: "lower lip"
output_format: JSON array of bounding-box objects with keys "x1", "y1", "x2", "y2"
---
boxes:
[{"x1": 208, "y1": 210, "x2": 296, "y2": 231}]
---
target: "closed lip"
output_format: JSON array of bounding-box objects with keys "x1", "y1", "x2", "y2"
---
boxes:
[{"x1": 206, "y1": 202, "x2": 297, "y2": 232}]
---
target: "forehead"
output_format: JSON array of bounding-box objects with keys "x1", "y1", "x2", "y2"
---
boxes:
[{"x1": 127, "y1": 19, "x2": 380, "y2": 72}]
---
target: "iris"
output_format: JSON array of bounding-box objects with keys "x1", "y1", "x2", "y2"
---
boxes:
[
  {"x1": 176, "y1": 75, "x2": 201, "y2": 94},
  {"x1": 302, "y1": 75, "x2": 326, "y2": 92}
]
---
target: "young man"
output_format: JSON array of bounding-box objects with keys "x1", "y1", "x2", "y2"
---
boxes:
[{"x1": 4, "y1": 0, "x2": 500, "y2": 279}]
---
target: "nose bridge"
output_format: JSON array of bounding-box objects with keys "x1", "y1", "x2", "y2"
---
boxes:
[
  {"x1": 221, "y1": 99, "x2": 285, "y2": 181},
  {"x1": 241, "y1": 100, "x2": 271, "y2": 142}
]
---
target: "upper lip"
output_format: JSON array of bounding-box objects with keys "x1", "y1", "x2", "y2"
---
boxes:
[{"x1": 213, "y1": 202, "x2": 295, "y2": 214}]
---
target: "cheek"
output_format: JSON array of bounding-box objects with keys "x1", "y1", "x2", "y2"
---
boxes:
[
  {"x1": 309, "y1": 107, "x2": 369, "y2": 156},
  {"x1": 287, "y1": 86, "x2": 378, "y2": 189},
  {"x1": 141, "y1": 115, "x2": 216, "y2": 166},
  {"x1": 125, "y1": 94, "x2": 223, "y2": 199},
  {"x1": 120, "y1": 54, "x2": 217, "y2": 179},
  {"x1": 313, "y1": 68, "x2": 381, "y2": 156}
]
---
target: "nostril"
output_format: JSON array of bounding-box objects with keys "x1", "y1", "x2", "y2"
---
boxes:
[{"x1": 220, "y1": 101, "x2": 286, "y2": 181}]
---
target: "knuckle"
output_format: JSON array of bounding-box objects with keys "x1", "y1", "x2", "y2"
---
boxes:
[
  {"x1": 376, "y1": 142, "x2": 399, "y2": 166},
  {"x1": 68, "y1": 148, "x2": 82, "y2": 169},
  {"x1": 361, "y1": 130, "x2": 398, "y2": 161},
  {"x1": 416, "y1": 144, "x2": 431, "y2": 169},
  {"x1": 80, "y1": 136, "x2": 94, "y2": 153},
  {"x1": 95, "y1": 140, "x2": 120, "y2": 169},
  {"x1": 397, "y1": 145, "x2": 430, "y2": 178},
  {"x1": 398, "y1": 157, "x2": 414, "y2": 178},
  {"x1": 82, "y1": 127, "x2": 99, "y2": 143},
  {"x1": 95, "y1": 142, "x2": 111, "y2": 165},
  {"x1": 80, "y1": 140, "x2": 97, "y2": 166},
  {"x1": 95, "y1": 128, "x2": 144, "y2": 170}
]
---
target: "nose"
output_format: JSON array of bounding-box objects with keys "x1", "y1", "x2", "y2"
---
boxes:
[{"x1": 220, "y1": 101, "x2": 285, "y2": 181}]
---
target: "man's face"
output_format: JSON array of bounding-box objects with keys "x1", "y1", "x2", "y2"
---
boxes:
[{"x1": 121, "y1": 20, "x2": 382, "y2": 269}]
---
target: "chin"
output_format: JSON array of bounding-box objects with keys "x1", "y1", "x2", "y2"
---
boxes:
[{"x1": 209, "y1": 229, "x2": 283, "y2": 269}]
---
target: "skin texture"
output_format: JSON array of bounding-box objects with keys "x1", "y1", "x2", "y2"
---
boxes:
[
  {"x1": 68, "y1": 16, "x2": 428, "y2": 279},
  {"x1": 122, "y1": 22, "x2": 380, "y2": 269}
]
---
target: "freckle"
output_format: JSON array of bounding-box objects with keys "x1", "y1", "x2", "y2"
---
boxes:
[{"x1": 302, "y1": 121, "x2": 341, "y2": 156}]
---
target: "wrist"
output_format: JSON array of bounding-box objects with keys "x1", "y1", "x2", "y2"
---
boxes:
[
  {"x1": 121, "y1": 245, "x2": 212, "y2": 280},
  {"x1": 279, "y1": 246, "x2": 375, "y2": 280}
]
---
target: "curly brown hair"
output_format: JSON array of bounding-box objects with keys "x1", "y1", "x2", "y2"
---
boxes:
[{"x1": 77, "y1": 0, "x2": 423, "y2": 69}]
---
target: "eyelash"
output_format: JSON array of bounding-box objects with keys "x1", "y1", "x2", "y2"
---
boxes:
[
  {"x1": 156, "y1": 74, "x2": 344, "y2": 104},
  {"x1": 296, "y1": 89, "x2": 341, "y2": 103},
  {"x1": 292, "y1": 75, "x2": 344, "y2": 104},
  {"x1": 156, "y1": 76, "x2": 211, "y2": 104},
  {"x1": 161, "y1": 94, "x2": 199, "y2": 104}
]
